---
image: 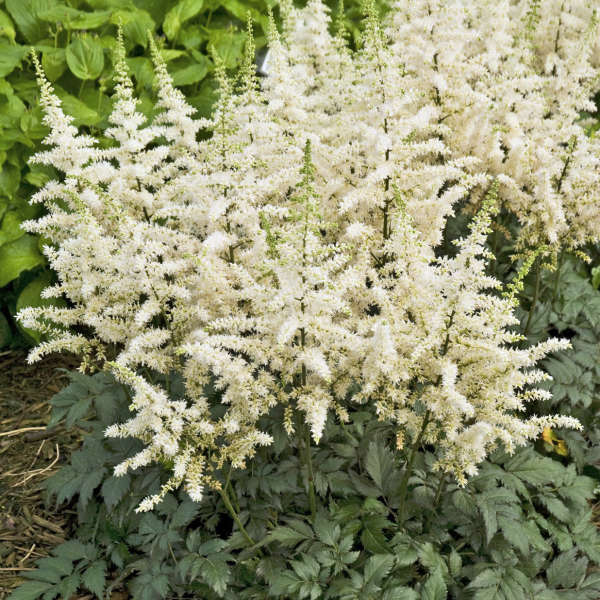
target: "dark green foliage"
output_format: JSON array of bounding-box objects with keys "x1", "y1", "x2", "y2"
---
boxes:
[{"x1": 10, "y1": 320, "x2": 600, "y2": 599}]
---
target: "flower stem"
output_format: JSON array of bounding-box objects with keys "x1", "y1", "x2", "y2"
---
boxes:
[
  {"x1": 218, "y1": 487, "x2": 261, "y2": 554},
  {"x1": 303, "y1": 424, "x2": 317, "y2": 522},
  {"x1": 397, "y1": 410, "x2": 431, "y2": 526},
  {"x1": 524, "y1": 258, "x2": 541, "y2": 337}
]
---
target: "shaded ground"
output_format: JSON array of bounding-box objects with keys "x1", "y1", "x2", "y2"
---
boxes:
[{"x1": 0, "y1": 351, "x2": 79, "y2": 598}]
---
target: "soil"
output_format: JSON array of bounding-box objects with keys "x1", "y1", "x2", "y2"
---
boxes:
[{"x1": 0, "y1": 351, "x2": 79, "y2": 598}]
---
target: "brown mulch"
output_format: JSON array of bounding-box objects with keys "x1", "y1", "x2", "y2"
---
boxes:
[{"x1": 0, "y1": 351, "x2": 79, "y2": 597}]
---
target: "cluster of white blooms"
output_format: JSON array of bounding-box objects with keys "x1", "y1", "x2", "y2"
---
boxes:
[
  {"x1": 19, "y1": 0, "x2": 590, "y2": 510},
  {"x1": 389, "y1": 0, "x2": 600, "y2": 250}
]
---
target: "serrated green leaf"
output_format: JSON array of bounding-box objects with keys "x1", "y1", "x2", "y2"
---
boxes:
[
  {"x1": 365, "y1": 441, "x2": 395, "y2": 493},
  {"x1": 421, "y1": 569, "x2": 447, "y2": 600},
  {"x1": 6, "y1": 580, "x2": 54, "y2": 600},
  {"x1": 364, "y1": 554, "x2": 395, "y2": 587},
  {"x1": 82, "y1": 560, "x2": 106, "y2": 597},
  {"x1": 547, "y1": 549, "x2": 587, "y2": 589},
  {"x1": 101, "y1": 474, "x2": 131, "y2": 510},
  {"x1": 200, "y1": 556, "x2": 230, "y2": 596}
]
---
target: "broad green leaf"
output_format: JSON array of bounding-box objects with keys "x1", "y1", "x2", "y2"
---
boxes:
[
  {"x1": 0, "y1": 41, "x2": 27, "y2": 77},
  {"x1": 41, "y1": 47, "x2": 67, "y2": 81},
  {"x1": 0, "y1": 10, "x2": 16, "y2": 43},
  {"x1": 163, "y1": 0, "x2": 204, "y2": 41},
  {"x1": 38, "y1": 6, "x2": 112, "y2": 29},
  {"x1": 110, "y1": 9, "x2": 155, "y2": 48},
  {"x1": 5, "y1": 0, "x2": 54, "y2": 43},
  {"x1": 54, "y1": 87, "x2": 100, "y2": 126},
  {"x1": 209, "y1": 29, "x2": 245, "y2": 68},
  {"x1": 0, "y1": 210, "x2": 25, "y2": 246},
  {"x1": 0, "y1": 234, "x2": 45, "y2": 287},
  {"x1": 171, "y1": 500, "x2": 200, "y2": 528},
  {"x1": 101, "y1": 474, "x2": 132, "y2": 510},
  {"x1": 0, "y1": 163, "x2": 20, "y2": 197},
  {"x1": 170, "y1": 60, "x2": 210, "y2": 87},
  {"x1": 66, "y1": 36, "x2": 104, "y2": 80}
]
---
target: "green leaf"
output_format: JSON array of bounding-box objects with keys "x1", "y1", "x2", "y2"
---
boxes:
[
  {"x1": 5, "y1": 0, "x2": 54, "y2": 43},
  {"x1": 171, "y1": 500, "x2": 200, "y2": 528},
  {"x1": 209, "y1": 29, "x2": 245, "y2": 68},
  {"x1": 0, "y1": 312, "x2": 12, "y2": 347},
  {"x1": 267, "y1": 525, "x2": 310, "y2": 547},
  {"x1": 101, "y1": 474, "x2": 131, "y2": 510},
  {"x1": 0, "y1": 234, "x2": 45, "y2": 288},
  {"x1": 0, "y1": 41, "x2": 27, "y2": 77},
  {"x1": 6, "y1": 580, "x2": 54, "y2": 600},
  {"x1": 422, "y1": 570, "x2": 447, "y2": 600},
  {"x1": 82, "y1": 560, "x2": 106, "y2": 597},
  {"x1": 365, "y1": 441, "x2": 395, "y2": 493},
  {"x1": 200, "y1": 556, "x2": 230, "y2": 596},
  {"x1": 0, "y1": 210, "x2": 25, "y2": 247},
  {"x1": 66, "y1": 36, "x2": 104, "y2": 80},
  {"x1": 110, "y1": 9, "x2": 155, "y2": 48},
  {"x1": 38, "y1": 6, "x2": 112, "y2": 29},
  {"x1": 547, "y1": 549, "x2": 587, "y2": 589},
  {"x1": 54, "y1": 87, "x2": 100, "y2": 126},
  {"x1": 364, "y1": 554, "x2": 395, "y2": 587},
  {"x1": 15, "y1": 271, "x2": 64, "y2": 340},
  {"x1": 41, "y1": 47, "x2": 67, "y2": 81},
  {"x1": 361, "y1": 515, "x2": 392, "y2": 553},
  {"x1": 0, "y1": 10, "x2": 16, "y2": 43},
  {"x1": 163, "y1": 0, "x2": 204, "y2": 41},
  {"x1": 170, "y1": 59, "x2": 210, "y2": 87}
]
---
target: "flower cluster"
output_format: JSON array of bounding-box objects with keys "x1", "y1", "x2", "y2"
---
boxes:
[{"x1": 19, "y1": 0, "x2": 589, "y2": 510}]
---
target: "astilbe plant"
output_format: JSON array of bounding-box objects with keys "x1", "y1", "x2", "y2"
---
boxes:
[{"x1": 18, "y1": 0, "x2": 589, "y2": 513}]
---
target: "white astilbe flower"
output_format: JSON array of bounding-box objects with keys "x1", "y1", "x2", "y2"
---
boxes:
[{"x1": 18, "y1": 1, "x2": 588, "y2": 510}]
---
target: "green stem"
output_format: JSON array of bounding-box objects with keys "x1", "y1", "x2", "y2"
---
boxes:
[
  {"x1": 303, "y1": 424, "x2": 317, "y2": 522},
  {"x1": 397, "y1": 410, "x2": 431, "y2": 526},
  {"x1": 218, "y1": 487, "x2": 261, "y2": 554},
  {"x1": 524, "y1": 258, "x2": 541, "y2": 338},
  {"x1": 552, "y1": 251, "x2": 564, "y2": 304},
  {"x1": 433, "y1": 472, "x2": 446, "y2": 508}
]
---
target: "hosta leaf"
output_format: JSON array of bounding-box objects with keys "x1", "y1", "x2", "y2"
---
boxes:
[
  {"x1": 0, "y1": 42, "x2": 27, "y2": 78},
  {"x1": 0, "y1": 10, "x2": 16, "y2": 43},
  {"x1": 66, "y1": 36, "x2": 104, "y2": 80},
  {"x1": 5, "y1": 0, "x2": 53, "y2": 43},
  {"x1": 0, "y1": 234, "x2": 45, "y2": 288},
  {"x1": 170, "y1": 60, "x2": 210, "y2": 87},
  {"x1": 41, "y1": 47, "x2": 67, "y2": 81},
  {"x1": 163, "y1": 0, "x2": 204, "y2": 41}
]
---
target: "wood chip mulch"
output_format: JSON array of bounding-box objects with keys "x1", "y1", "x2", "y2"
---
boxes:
[{"x1": 0, "y1": 351, "x2": 79, "y2": 598}]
